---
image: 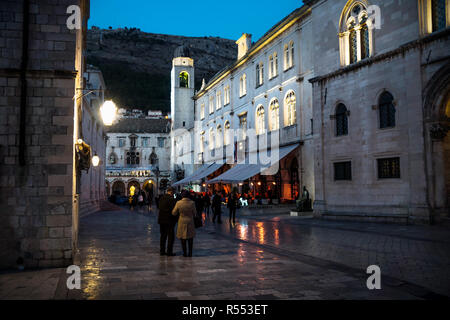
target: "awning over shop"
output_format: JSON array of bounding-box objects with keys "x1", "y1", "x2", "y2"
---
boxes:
[
  {"x1": 172, "y1": 163, "x2": 224, "y2": 187},
  {"x1": 206, "y1": 144, "x2": 299, "y2": 184}
]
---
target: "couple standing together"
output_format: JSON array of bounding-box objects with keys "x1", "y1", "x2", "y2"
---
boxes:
[{"x1": 157, "y1": 188, "x2": 196, "y2": 257}]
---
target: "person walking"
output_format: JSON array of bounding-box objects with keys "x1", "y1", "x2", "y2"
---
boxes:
[
  {"x1": 227, "y1": 189, "x2": 239, "y2": 225},
  {"x1": 158, "y1": 187, "x2": 178, "y2": 256},
  {"x1": 211, "y1": 191, "x2": 222, "y2": 224},
  {"x1": 172, "y1": 190, "x2": 196, "y2": 257},
  {"x1": 203, "y1": 193, "x2": 211, "y2": 216},
  {"x1": 194, "y1": 193, "x2": 204, "y2": 218}
]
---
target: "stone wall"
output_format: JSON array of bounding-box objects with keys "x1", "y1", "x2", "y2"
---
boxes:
[{"x1": 0, "y1": 0, "x2": 83, "y2": 268}]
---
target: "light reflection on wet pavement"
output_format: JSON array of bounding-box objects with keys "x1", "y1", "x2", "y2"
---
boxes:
[{"x1": 74, "y1": 207, "x2": 450, "y2": 300}]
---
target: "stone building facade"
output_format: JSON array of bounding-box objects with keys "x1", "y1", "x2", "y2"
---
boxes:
[
  {"x1": 105, "y1": 118, "x2": 171, "y2": 198},
  {"x1": 171, "y1": 0, "x2": 449, "y2": 222},
  {"x1": 0, "y1": 0, "x2": 90, "y2": 268},
  {"x1": 79, "y1": 65, "x2": 107, "y2": 218},
  {"x1": 171, "y1": 7, "x2": 315, "y2": 202},
  {"x1": 307, "y1": 0, "x2": 450, "y2": 223}
]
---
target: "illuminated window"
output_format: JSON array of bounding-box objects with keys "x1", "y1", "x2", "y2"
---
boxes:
[
  {"x1": 224, "y1": 121, "x2": 231, "y2": 145},
  {"x1": 216, "y1": 91, "x2": 222, "y2": 110},
  {"x1": 269, "y1": 99, "x2": 280, "y2": 131},
  {"x1": 256, "y1": 62, "x2": 264, "y2": 87},
  {"x1": 284, "y1": 42, "x2": 294, "y2": 70},
  {"x1": 285, "y1": 91, "x2": 296, "y2": 127},
  {"x1": 339, "y1": 3, "x2": 374, "y2": 66},
  {"x1": 240, "y1": 74, "x2": 247, "y2": 97},
  {"x1": 256, "y1": 105, "x2": 265, "y2": 135},
  {"x1": 200, "y1": 103, "x2": 205, "y2": 120},
  {"x1": 335, "y1": 104, "x2": 348, "y2": 136},
  {"x1": 179, "y1": 71, "x2": 189, "y2": 88},
  {"x1": 224, "y1": 85, "x2": 230, "y2": 105},
  {"x1": 209, "y1": 95, "x2": 214, "y2": 114},
  {"x1": 379, "y1": 91, "x2": 396, "y2": 129},
  {"x1": 269, "y1": 55, "x2": 273, "y2": 79}
]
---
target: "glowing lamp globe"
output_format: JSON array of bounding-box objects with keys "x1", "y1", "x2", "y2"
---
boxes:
[
  {"x1": 100, "y1": 100, "x2": 117, "y2": 126},
  {"x1": 92, "y1": 155, "x2": 100, "y2": 167}
]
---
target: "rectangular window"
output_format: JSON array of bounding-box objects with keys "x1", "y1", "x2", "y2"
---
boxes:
[
  {"x1": 334, "y1": 161, "x2": 352, "y2": 181},
  {"x1": 378, "y1": 157, "x2": 400, "y2": 179},
  {"x1": 157, "y1": 137, "x2": 165, "y2": 148},
  {"x1": 209, "y1": 96, "x2": 214, "y2": 114},
  {"x1": 200, "y1": 103, "x2": 205, "y2": 119},
  {"x1": 141, "y1": 137, "x2": 149, "y2": 147},
  {"x1": 216, "y1": 91, "x2": 222, "y2": 110},
  {"x1": 118, "y1": 138, "x2": 125, "y2": 147},
  {"x1": 224, "y1": 85, "x2": 230, "y2": 105},
  {"x1": 432, "y1": 0, "x2": 447, "y2": 32}
]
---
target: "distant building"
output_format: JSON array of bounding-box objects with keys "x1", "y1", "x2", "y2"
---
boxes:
[{"x1": 105, "y1": 118, "x2": 171, "y2": 199}]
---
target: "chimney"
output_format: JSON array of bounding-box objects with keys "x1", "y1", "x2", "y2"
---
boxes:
[{"x1": 236, "y1": 33, "x2": 252, "y2": 60}]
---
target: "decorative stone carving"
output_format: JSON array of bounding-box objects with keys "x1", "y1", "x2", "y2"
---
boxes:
[{"x1": 430, "y1": 123, "x2": 449, "y2": 141}]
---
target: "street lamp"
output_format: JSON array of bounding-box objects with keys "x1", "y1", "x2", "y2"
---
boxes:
[
  {"x1": 100, "y1": 100, "x2": 117, "y2": 126},
  {"x1": 92, "y1": 154, "x2": 100, "y2": 167}
]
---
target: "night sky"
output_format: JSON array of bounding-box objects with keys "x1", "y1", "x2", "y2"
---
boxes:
[{"x1": 89, "y1": 0, "x2": 304, "y2": 41}]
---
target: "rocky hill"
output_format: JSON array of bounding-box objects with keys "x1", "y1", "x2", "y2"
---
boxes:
[{"x1": 86, "y1": 28, "x2": 237, "y2": 113}]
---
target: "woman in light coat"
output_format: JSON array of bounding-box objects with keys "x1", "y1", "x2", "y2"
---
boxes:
[{"x1": 172, "y1": 190, "x2": 196, "y2": 257}]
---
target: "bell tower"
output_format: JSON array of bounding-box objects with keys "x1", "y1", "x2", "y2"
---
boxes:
[{"x1": 171, "y1": 46, "x2": 195, "y2": 130}]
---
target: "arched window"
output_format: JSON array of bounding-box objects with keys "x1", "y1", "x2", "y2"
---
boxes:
[
  {"x1": 339, "y1": 2, "x2": 374, "y2": 66},
  {"x1": 179, "y1": 71, "x2": 189, "y2": 88},
  {"x1": 285, "y1": 91, "x2": 296, "y2": 127},
  {"x1": 149, "y1": 150, "x2": 158, "y2": 166},
  {"x1": 379, "y1": 91, "x2": 396, "y2": 129},
  {"x1": 256, "y1": 105, "x2": 265, "y2": 135},
  {"x1": 335, "y1": 104, "x2": 348, "y2": 136},
  {"x1": 209, "y1": 128, "x2": 215, "y2": 150},
  {"x1": 109, "y1": 153, "x2": 117, "y2": 164},
  {"x1": 216, "y1": 125, "x2": 222, "y2": 148},
  {"x1": 269, "y1": 99, "x2": 280, "y2": 131},
  {"x1": 224, "y1": 121, "x2": 231, "y2": 145}
]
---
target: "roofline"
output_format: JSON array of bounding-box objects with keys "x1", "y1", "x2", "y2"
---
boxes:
[{"x1": 193, "y1": 5, "x2": 311, "y2": 100}]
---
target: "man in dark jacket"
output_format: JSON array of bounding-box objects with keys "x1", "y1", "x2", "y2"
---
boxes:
[
  {"x1": 212, "y1": 191, "x2": 222, "y2": 224},
  {"x1": 158, "y1": 187, "x2": 178, "y2": 256},
  {"x1": 227, "y1": 189, "x2": 239, "y2": 225}
]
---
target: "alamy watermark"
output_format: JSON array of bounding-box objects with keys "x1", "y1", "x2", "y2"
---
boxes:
[
  {"x1": 66, "y1": 265, "x2": 81, "y2": 290},
  {"x1": 366, "y1": 265, "x2": 381, "y2": 290}
]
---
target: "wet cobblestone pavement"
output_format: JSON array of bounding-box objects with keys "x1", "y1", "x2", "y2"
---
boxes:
[
  {"x1": 73, "y1": 207, "x2": 449, "y2": 300},
  {"x1": 1, "y1": 206, "x2": 449, "y2": 300}
]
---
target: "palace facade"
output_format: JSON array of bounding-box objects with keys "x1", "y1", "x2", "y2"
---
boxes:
[{"x1": 170, "y1": 0, "x2": 450, "y2": 223}]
